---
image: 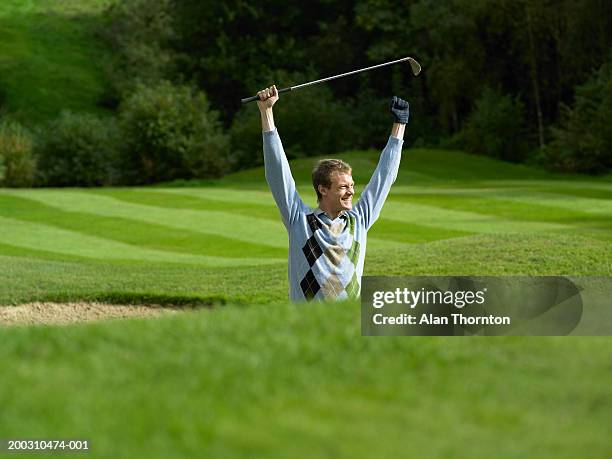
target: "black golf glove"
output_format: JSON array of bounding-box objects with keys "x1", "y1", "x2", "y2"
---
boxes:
[{"x1": 390, "y1": 96, "x2": 410, "y2": 124}]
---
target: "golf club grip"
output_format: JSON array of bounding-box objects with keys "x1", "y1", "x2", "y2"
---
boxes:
[{"x1": 241, "y1": 87, "x2": 292, "y2": 104}]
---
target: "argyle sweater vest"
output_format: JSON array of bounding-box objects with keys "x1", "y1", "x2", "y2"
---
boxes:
[{"x1": 263, "y1": 129, "x2": 403, "y2": 302}]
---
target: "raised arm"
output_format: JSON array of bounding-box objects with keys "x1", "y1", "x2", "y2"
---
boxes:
[
  {"x1": 259, "y1": 85, "x2": 304, "y2": 229},
  {"x1": 354, "y1": 96, "x2": 409, "y2": 230}
]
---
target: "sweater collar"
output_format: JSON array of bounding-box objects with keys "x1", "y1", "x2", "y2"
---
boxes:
[{"x1": 314, "y1": 207, "x2": 348, "y2": 221}]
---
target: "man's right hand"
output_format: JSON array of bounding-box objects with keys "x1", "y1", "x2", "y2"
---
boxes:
[{"x1": 257, "y1": 85, "x2": 279, "y2": 111}]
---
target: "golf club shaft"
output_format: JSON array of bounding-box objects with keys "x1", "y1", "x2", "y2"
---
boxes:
[{"x1": 241, "y1": 56, "x2": 420, "y2": 104}]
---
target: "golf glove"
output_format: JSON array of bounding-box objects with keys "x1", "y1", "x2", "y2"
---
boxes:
[{"x1": 390, "y1": 96, "x2": 410, "y2": 124}]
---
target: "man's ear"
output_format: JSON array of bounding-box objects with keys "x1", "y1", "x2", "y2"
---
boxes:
[{"x1": 318, "y1": 184, "x2": 328, "y2": 197}]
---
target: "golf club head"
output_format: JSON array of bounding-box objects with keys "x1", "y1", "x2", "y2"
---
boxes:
[{"x1": 408, "y1": 57, "x2": 422, "y2": 76}]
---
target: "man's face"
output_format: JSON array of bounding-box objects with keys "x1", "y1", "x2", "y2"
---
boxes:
[{"x1": 319, "y1": 172, "x2": 355, "y2": 213}]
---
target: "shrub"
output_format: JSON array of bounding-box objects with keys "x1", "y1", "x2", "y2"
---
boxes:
[
  {"x1": 537, "y1": 61, "x2": 612, "y2": 174},
  {"x1": 0, "y1": 120, "x2": 36, "y2": 187},
  {"x1": 36, "y1": 112, "x2": 120, "y2": 187},
  {"x1": 118, "y1": 81, "x2": 229, "y2": 184},
  {"x1": 461, "y1": 87, "x2": 528, "y2": 162}
]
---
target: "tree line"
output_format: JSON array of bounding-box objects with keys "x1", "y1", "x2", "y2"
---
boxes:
[{"x1": 1, "y1": 0, "x2": 610, "y2": 187}]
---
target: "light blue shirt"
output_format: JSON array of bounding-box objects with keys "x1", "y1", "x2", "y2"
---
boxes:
[{"x1": 263, "y1": 128, "x2": 403, "y2": 301}]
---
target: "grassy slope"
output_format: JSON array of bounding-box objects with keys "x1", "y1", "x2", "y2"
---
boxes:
[
  {"x1": 1, "y1": 141, "x2": 612, "y2": 458},
  {"x1": 0, "y1": 148, "x2": 611, "y2": 306},
  {"x1": 0, "y1": 0, "x2": 111, "y2": 124}
]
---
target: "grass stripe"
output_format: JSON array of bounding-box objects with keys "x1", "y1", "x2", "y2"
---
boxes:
[
  {"x1": 386, "y1": 190, "x2": 612, "y2": 241},
  {"x1": 391, "y1": 184, "x2": 612, "y2": 205},
  {"x1": 97, "y1": 190, "x2": 475, "y2": 244},
  {"x1": 92, "y1": 189, "x2": 282, "y2": 221},
  {"x1": 388, "y1": 193, "x2": 612, "y2": 223},
  {"x1": 0, "y1": 242, "x2": 93, "y2": 263},
  {"x1": 378, "y1": 200, "x2": 569, "y2": 233},
  {"x1": 500, "y1": 192, "x2": 612, "y2": 216},
  {"x1": 117, "y1": 187, "x2": 278, "y2": 206},
  {"x1": 390, "y1": 185, "x2": 534, "y2": 195},
  {"x1": 1, "y1": 189, "x2": 288, "y2": 249},
  {"x1": 0, "y1": 194, "x2": 285, "y2": 259},
  {"x1": 368, "y1": 219, "x2": 475, "y2": 243},
  {"x1": 477, "y1": 179, "x2": 612, "y2": 191},
  {"x1": 0, "y1": 216, "x2": 283, "y2": 267},
  {"x1": 538, "y1": 186, "x2": 612, "y2": 200}
]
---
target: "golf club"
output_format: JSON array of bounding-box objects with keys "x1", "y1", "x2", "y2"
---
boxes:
[{"x1": 241, "y1": 56, "x2": 422, "y2": 104}]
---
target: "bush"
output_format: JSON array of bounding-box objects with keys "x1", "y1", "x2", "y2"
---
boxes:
[
  {"x1": 0, "y1": 120, "x2": 36, "y2": 187},
  {"x1": 229, "y1": 74, "x2": 357, "y2": 170},
  {"x1": 36, "y1": 112, "x2": 120, "y2": 187},
  {"x1": 537, "y1": 61, "x2": 612, "y2": 174},
  {"x1": 460, "y1": 87, "x2": 528, "y2": 162},
  {"x1": 118, "y1": 81, "x2": 229, "y2": 184}
]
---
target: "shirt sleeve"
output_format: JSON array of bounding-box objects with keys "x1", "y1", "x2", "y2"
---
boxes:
[
  {"x1": 354, "y1": 136, "x2": 403, "y2": 230},
  {"x1": 263, "y1": 128, "x2": 306, "y2": 229}
]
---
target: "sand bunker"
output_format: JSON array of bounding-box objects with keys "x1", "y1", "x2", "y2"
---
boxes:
[{"x1": 0, "y1": 302, "x2": 186, "y2": 326}]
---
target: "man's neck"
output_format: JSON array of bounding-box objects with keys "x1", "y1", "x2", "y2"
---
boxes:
[{"x1": 317, "y1": 204, "x2": 342, "y2": 220}]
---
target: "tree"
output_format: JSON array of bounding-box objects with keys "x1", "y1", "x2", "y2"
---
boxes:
[
  {"x1": 118, "y1": 81, "x2": 230, "y2": 183},
  {"x1": 541, "y1": 61, "x2": 612, "y2": 173},
  {"x1": 461, "y1": 87, "x2": 528, "y2": 162}
]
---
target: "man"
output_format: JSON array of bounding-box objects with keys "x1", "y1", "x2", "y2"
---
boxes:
[{"x1": 258, "y1": 85, "x2": 409, "y2": 302}]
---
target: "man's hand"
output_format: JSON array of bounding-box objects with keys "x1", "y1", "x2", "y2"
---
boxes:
[
  {"x1": 390, "y1": 96, "x2": 410, "y2": 124},
  {"x1": 257, "y1": 85, "x2": 279, "y2": 111},
  {"x1": 258, "y1": 85, "x2": 278, "y2": 131}
]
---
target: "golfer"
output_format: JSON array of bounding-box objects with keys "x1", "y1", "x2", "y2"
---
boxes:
[{"x1": 258, "y1": 85, "x2": 408, "y2": 301}]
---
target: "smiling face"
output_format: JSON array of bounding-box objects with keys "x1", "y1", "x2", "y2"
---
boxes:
[{"x1": 318, "y1": 172, "x2": 355, "y2": 217}]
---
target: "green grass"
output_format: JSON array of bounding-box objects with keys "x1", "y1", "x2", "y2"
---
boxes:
[
  {"x1": 0, "y1": 1, "x2": 609, "y2": 454},
  {"x1": 0, "y1": 0, "x2": 112, "y2": 124},
  {"x1": 1, "y1": 147, "x2": 611, "y2": 458},
  {"x1": 2, "y1": 304, "x2": 611, "y2": 458}
]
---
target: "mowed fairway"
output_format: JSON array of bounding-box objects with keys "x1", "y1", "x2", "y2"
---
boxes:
[{"x1": 1, "y1": 148, "x2": 611, "y2": 458}]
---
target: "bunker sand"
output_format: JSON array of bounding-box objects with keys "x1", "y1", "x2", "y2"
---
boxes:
[{"x1": 0, "y1": 302, "x2": 188, "y2": 326}]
